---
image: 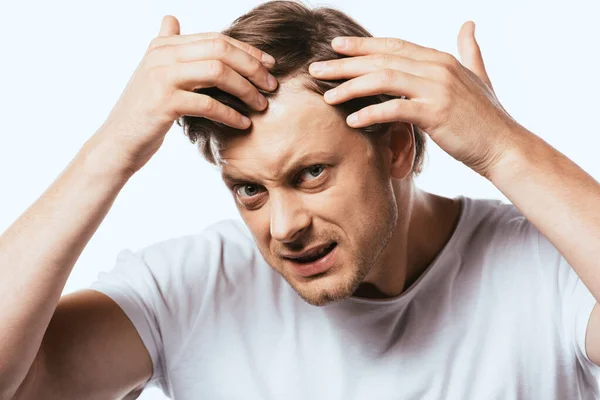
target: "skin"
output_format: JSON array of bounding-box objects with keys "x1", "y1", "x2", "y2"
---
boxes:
[
  {"x1": 219, "y1": 79, "x2": 462, "y2": 306},
  {"x1": 0, "y1": 16, "x2": 278, "y2": 400},
  {"x1": 1, "y1": 13, "x2": 598, "y2": 400},
  {"x1": 304, "y1": 23, "x2": 600, "y2": 365}
]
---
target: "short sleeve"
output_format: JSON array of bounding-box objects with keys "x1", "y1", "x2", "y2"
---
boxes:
[
  {"x1": 89, "y1": 249, "x2": 168, "y2": 391},
  {"x1": 87, "y1": 219, "x2": 254, "y2": 397},
  {"x1": 536, "y1": 226, "x2": 600, "y2": 384}
]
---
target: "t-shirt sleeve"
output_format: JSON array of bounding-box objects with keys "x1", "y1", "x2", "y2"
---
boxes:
[
  {"x1": 89, "y1": 249, "x2": 168, "y2": 391},
  {"x1": 535, "y1": 225, "x2": 600, "y2": 381},
  {"x1": 87, "y1": 220, "x2": 252, "y2": 396},
  {"x1": 87, "y1": 223, "x2": 239, "y2": 395}
]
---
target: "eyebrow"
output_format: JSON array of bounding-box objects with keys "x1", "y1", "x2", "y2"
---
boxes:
[
  {"x1": 221, "y1": 150, "x2": 336, "y2": 187},
  {"x1": 221, "y1": 172, "x2": 252, "y2": 187}
]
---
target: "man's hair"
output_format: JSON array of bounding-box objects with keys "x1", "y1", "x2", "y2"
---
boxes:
[{"x1": 180, "y1": 0, "x2": 426, "y2": 175}]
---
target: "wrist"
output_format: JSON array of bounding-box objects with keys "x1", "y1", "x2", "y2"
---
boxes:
[
  {"x1": 78, "y1": 131, "x2": 137, "y2": 185},
  {"x1": 487, "y1": 126, "x2": 540, "y2": 186}
]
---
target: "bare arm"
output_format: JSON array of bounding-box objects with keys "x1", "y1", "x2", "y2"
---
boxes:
[
  {"x1": 487, "y1": 131, "x2": 600, "y2": 364},
  {"x1": 0, "y1": 15, "x2": 276, "y2": 400},
  {"x1": 0, "y1": 135, "x2": 144, "y2": 399},
  {"x1": 305, "y1": 26, "x2": 600, "y2": 364},
  {"x1": 13, "y1": 290, "x2": 153, "y2": 400}
]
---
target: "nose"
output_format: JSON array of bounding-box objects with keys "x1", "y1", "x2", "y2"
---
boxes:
[{"x1": 269, "y1": 191, "x2": 311, "y2": 243}]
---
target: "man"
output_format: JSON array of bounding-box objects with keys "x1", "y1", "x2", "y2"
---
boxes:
[{"x1": 1, "y1": 1, "x2": 599, "y2": 399}]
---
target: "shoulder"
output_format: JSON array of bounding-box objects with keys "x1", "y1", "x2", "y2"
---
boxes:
[
  {"x1": 459, "y1": 196, "x2": 537, "y2": 246},
  {"x1": 131, "y1": 219, "x2": 266, "y2": 282},
  {"x1": 136, "y1": 219, "x2": 256, "y2": 265},
  {"x1": 455, "y1": 196, "x2": 542, "y2": 265}
]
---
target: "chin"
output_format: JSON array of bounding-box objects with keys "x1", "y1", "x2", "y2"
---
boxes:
[{"x1": 285, "y1": 263, "x2": 369, "y2": 307}]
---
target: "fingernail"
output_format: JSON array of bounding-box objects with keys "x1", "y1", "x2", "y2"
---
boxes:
[
  {"x1": 310, "y1": 62, "x2": 325, "y2": 73},
  {"x1": 267, "y1": 74, "x2": 278, "y2": 90},
  {"x1": 332, "y1": 37, "x2": 347, "y2": 49},
  {"x1": 258, "y1": 94, "x2": 267, "y2": 108},
  {"x1": 324, "y1": 89, "x2": 336, "y2": 102},
  {"x1": 347, "y1": 113, "x2": 359, "y2": 125},
  {"x1": 262, "y1": 53, "x2": 276, "y2": 65},
  {"x1": 241, "y1": 116, "x2": 251, "y2": 127}
]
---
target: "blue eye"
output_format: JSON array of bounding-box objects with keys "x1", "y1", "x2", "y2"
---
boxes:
[
  {"x1": 300, "y1": 165, "x2": 324, "y2": 182},
  {"x1": 235, "y1": 184, "x2": 262, "y2": 198}
]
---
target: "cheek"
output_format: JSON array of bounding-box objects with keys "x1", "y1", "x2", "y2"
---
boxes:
[{"x1": 317, "y1": 169, "x2": 391, "y2": 237}]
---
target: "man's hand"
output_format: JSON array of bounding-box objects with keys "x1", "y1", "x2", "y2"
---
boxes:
[
  {"x1": 308, "y1": 21, "x2": 521, "y2": 179},
  {"x1": 309, "y1": 21, "x2": 600, "y2": 367},
  {"x1": 95, "y1": 15, "x2": 278, "y2": 176}
]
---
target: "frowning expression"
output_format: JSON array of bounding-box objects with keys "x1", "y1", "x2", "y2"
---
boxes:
[{"x1": 219, "y1": 81, "x2": 398, "y2": 306}]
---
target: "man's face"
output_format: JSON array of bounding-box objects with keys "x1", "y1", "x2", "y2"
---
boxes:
[{"x1": 219, "y1": 80, "x2": 398, "y2": 306}]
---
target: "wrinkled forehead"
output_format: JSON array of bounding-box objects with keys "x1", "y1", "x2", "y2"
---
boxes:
[{"x1": 218, "y1": 81, "x2": 363, "y2": 172}]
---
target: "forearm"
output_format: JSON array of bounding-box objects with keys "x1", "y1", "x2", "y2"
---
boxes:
[
  {"x1": 489, "y1": 127, "x2": 600, "y2": 298},
  {"x1": 0, "y1": 131, "x2": 132, "y2": 395}
]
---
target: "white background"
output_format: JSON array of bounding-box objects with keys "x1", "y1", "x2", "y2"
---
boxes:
[{"x1": 0, "y1": 0, "x2": 598, "y2": 398}]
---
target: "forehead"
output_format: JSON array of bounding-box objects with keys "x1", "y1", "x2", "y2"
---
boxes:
[{"x1": 218, "y1": 80, "x2": 366, "y2": 177}]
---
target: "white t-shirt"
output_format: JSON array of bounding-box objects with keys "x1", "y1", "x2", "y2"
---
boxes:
[{"x1": 90, "y1": 196, "x2": 600, "y2": 399}]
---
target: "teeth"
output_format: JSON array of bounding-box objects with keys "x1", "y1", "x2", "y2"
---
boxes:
[{"x1": 294, "y1": 243, "x2": 335, "y2": 262}]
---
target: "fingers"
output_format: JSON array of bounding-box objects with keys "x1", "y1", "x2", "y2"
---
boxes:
[
  {"x1": 309, "y1": 54, "x2": 436, "y2": 80},
  {"x1": 331, "y1": 36, "x2": 443, "y2": 62},
  {"x1": 149, "y1": 26, "x2": 278, "y2": 127},
  {"x1": 346, "y1": 98, "x2": 424, "y2": 128},
  {"x1": 457, "y1": 21, "x2": 493, "y2": 88},
  {"x1": 172, "y1": 91, "x2": 251, "y2": 130},
  {"x1": 170, "y1": 60, "x2": 268, "y2": 111},
  {"x1": 164, "y1": 39, "x2": 278, "y2": 92},
  {"x1": 151, "y1": 32, "x2": 275, "y2": 67},
  {"x1": 159, "y1": 15, "x2": 180, "y2": 37},
  {"x1": 322, "y1": 69, "x2": 426, "y2": 105}
]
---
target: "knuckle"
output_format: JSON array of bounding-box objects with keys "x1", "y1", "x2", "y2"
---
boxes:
[
  {"x1": 441, "y1": 52, "x2": 459, "y2": 69},
  {"x1": 200, "y1": 96, "x2": 216, "y2": 113},
  {"x1": 380, "y1": 68, "x2": 396, "y2": 83},
  {"x1": 435, "y1": 90, "x2": 452, "y2": 119},
  {"x1": 350, "y1": 38, "x2": 363, "y2": 51},
  {"x1": 146, "y1": 43, "x2": 173, "y2": 64},
  {"x1": 148, "y1": 36, "x2": 169, "y2": 51},
  {"x1": 147, "y1": 70, "x2": 172, "y2": 109},
  {"x1": 390, "y1": 99, "x2": 403, "y2": 114},
  {"x1": 148, "y1": 37, "x2": 165, "y2": 50},
  {"x1": 228, "y1": 107, "x2": 242, "y2": 122},
  {"x1": 239, "y1": 83, "x2": 256, "y2": 99},
  {"x1": 210, "y1": 38, "x2": 230, "y2": 54},
  {"x1": 247, "y1": 59, "x2": 264, "y2": 77},
  {"x1": 166, "y1": 94, "x2": 182, "y2": 119},
  {"x1": 374, "y1": 54, "x2": 391, "y2": 69},
  {"x1": 385, "y1": 37, "x2": 403, "y2": 52},
  {"x1": 206, "y1": 60, "x2": 226, "y2": 80},
  {"x1": 433, "y1": 63, "x2": 454, "y2": 82}
]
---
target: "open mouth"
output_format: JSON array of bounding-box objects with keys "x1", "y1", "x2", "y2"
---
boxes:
[{"x1": 288, "y1": 242, "x2": 337, "y2": 264}]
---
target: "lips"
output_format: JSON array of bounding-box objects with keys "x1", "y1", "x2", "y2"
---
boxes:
[
  {"x1": 284, "y1": 241, "x2": 339, "y2": 278},
  {"x1": 283, "y1": 242, "x2": 337, "y2": 263}
]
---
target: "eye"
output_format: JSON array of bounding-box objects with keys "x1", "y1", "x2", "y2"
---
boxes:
[
  {"x1": 298, "y1": 165, "x2": 325, "y2": 183},
  {"x1": 234, "y1": 184, "x2": 264, "y2": 198}
]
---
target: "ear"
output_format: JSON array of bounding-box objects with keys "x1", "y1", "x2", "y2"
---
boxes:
[{"x1": 385, "y1": 122, "x2": 415, "y2": 180}]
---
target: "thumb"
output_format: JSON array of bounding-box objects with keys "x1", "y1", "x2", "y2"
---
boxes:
[
  {"x1": 457, "y1": 21, "x2": 493, "y2": 89},
  {"x1": 159, "y1": 15, "x2": 181, "y2": 37}
]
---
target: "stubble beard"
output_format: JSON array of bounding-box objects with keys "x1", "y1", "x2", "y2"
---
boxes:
[{"x1": 285, "y1": 200, "x2": 399, "y2": 307}]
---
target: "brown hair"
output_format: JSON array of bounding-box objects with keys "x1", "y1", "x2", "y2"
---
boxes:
[{"x1": 180, "y1": 0, "x2": 426, "y2": 175}]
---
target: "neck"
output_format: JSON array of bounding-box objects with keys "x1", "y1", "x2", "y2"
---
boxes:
[{"x1": 353, "y1": 181, "x2": 462, "y2": 299}]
